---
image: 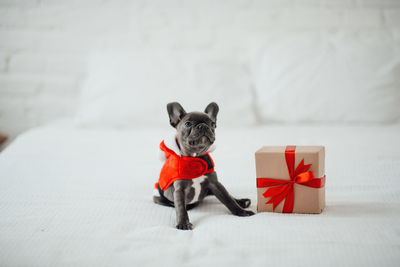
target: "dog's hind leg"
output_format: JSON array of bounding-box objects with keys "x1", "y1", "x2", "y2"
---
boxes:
[
  {"x1": 153, "y1": 195, "x2": 174, "y2": 208},
  {"x1": 205, "y1": 187, "x2": 251, "y2": 209},
  {"x1": 205, "y1": 184, "x2": 251, "y2": 209},
  {"x1": 234, "y1": 198, "x2": 251, "y2": 209}
]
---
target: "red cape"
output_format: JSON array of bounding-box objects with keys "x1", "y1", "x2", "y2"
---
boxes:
[{"x1": 155, "y1": 140, "x2": 214, "y2": 191}]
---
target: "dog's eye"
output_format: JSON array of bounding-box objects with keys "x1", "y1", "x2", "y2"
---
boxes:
[
  {"x1": 210, "y1": 121, "x2": 216, "y2": 128},
  {"x1": 184, "y1": 121, "x2": 192, "y2": 127}
]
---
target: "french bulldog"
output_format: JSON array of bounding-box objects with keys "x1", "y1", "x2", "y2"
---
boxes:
[{"x1": 153, "y1": 102, "x2": 255, "y2": 230}]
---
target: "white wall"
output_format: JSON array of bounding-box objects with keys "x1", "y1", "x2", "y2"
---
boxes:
[{"x1": 1, "y1": 0, "x2": 400, "y2": 140}]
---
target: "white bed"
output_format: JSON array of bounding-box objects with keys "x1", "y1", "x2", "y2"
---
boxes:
[{"x1": 0, "y1": 122, "x2": 399, "y2": 267}]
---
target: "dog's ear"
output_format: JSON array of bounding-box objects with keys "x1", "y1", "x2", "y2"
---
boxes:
[
  {"x1": 167, "y1": 102, "x2": 187, "y2": 128},
  {"x1": 204, "y1": 102, "x2": 219, "y2": 123}
]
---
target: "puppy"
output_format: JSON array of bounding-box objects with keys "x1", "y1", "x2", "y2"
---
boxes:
[{"x1": 153, "y1": 102, "x2": 254, "y2": 230}]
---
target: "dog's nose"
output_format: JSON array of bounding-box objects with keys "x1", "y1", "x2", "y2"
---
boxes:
[{"x1": 197, "y1": 123, "x2": 206, "y2": 130}]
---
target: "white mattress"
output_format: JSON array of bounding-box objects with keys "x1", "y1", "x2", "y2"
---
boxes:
[{"x1": 0, "y1": 124, "x2": 399, "y2": 267}]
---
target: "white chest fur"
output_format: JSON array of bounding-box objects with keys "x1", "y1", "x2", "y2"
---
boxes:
[{"x1": 188, "y1": 175, "x2": 206, "y2": 204}]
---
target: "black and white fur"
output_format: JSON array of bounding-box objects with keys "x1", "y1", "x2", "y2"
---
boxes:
[{"x1": 153, "y1": 102, "x2": 255, "y2": 230}]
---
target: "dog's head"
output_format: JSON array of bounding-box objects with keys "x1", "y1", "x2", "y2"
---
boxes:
[{"x1": 167, "y1": 102, "x2": 219, "y2": 157}]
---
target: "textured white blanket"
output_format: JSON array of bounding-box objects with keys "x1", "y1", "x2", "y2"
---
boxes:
[{"x1": 0, "y1": 124, "x2": 399, "y2": 267}]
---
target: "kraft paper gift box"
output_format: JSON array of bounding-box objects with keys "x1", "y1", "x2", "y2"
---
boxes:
[{"x1": 255, "y1": 145, "x2": 326, "y2": 214}]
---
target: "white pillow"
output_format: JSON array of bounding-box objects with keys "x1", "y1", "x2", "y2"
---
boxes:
[
  {"x1": 76, "y1": 50, "x2": 254, "y2": 128},
  {"x1": 252, "y1": 31, "x2": 400, "y2": 123}
]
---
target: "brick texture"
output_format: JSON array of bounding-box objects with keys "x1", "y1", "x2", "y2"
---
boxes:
[{"x1": 0, "y1": 0, "x2": 399, "y2": 140}]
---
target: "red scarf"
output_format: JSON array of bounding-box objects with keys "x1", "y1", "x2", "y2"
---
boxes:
[{"x1": 156, "y1": 140, "x2": 215, "y2": 191}]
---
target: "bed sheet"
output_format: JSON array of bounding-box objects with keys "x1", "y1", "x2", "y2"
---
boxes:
[{"x1": 0, "y1": 124, "x2": 399, "y2": 267}]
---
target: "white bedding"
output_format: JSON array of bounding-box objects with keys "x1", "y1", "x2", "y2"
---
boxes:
[{"x1": 1, "y1": 124, "x2": 400, "y2": 267}]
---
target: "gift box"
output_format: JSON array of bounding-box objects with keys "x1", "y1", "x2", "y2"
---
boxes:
[{"x1": 255, "y1": 145, "x2": 326, "y2": 214}]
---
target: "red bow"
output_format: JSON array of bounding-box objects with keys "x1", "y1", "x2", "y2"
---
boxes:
[{"x1": 256, "y1": 146, "x2": 326, "y2": 213}]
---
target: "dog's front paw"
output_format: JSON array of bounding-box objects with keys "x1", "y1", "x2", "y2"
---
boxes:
[
  {"x1": 236, "y1": 198, "x2": 251, "y2": 208},
  {"x1": 176, "y1": 221, "x2": 193, "y2": 230},
  {"x1": 233, "y1": 209, "x2": 255, "y2": 217}
]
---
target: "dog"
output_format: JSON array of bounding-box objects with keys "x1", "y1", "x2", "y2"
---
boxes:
[{"x1": 153, "y1": 102, "x2": 254, "y2": 230}]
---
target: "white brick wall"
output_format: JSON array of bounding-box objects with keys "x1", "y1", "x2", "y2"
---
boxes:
[{"x1": 0, "y1": 0, "x2": 399, "y2": 141}]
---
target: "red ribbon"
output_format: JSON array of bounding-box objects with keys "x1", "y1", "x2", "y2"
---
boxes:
[{"x1": 256, "y1": 146, "x2": 326, "y2": 213}]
